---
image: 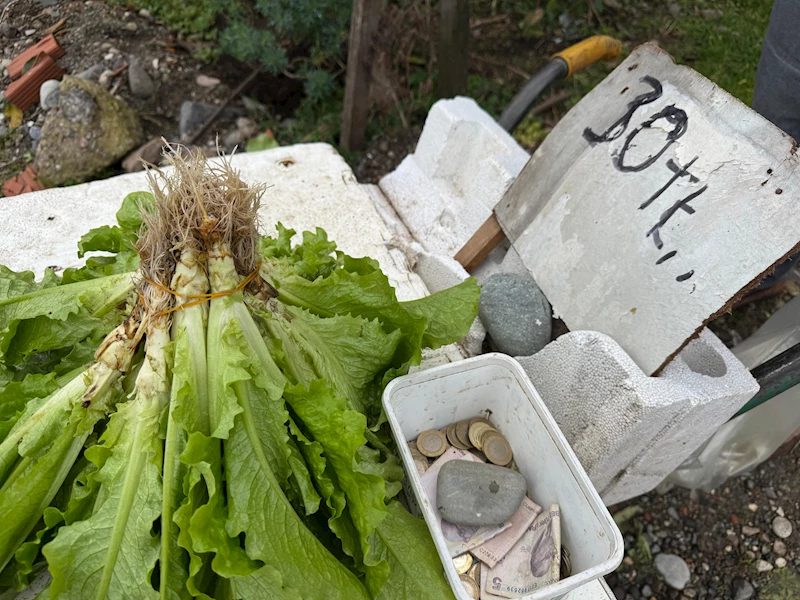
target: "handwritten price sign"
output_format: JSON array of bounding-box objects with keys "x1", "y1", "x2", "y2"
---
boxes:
[{"x1": 497, "y1": 44, "x2": 800, "y2": 374}]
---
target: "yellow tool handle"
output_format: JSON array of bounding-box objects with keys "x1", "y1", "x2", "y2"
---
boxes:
[{"x1": 552, "y1": 35, "x2": 622, "y2": 78}]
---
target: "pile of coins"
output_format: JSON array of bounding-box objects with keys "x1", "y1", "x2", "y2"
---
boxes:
[
  {"x1": 453, "y1": 553, "x2": 481, "y2": 597},
  {"x1": 412, "y1": 416, "x2": 514, "y2": 469}
]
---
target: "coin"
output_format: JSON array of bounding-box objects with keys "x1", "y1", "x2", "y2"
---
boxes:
[
  {"x1": 482, "y1": 433, "x2": 513, "y2": 466},
  {"x1": 469, "y1": 449, "x2": 488, "y2": 462},
  {"x1": 416, "y1": 429, "x2": 448, "y2": 457},
  {"x1": 455, "y1": 420, "x2": 473, "y2": 448},
  {"x1": 459, "y1": 574, "x2": 480, "y2": 599},
  {"x1": 467, "y1": 560, "x2": 481, "y2": 583},
  {"x1": 447, "y1": 423, "x2": 470, "y2": 450},
  {"x1": 469, "y1": 416, "x2": 493, "y2": 429},
  {"x1": 561, "y1": 545, "x2": 571, "y2": 578},
  {"x1": 453, "y1": 552, "x2": 473, "y2": 574},
  {"x1": 413, "y1": 457, "x2": 429, "y2": 475},
  {"x1": 468, "y1": 423, "x2": 494, "y2": 449},
  {"x1": 407, "y1": 441, "x2": 424, "y2": 457}
]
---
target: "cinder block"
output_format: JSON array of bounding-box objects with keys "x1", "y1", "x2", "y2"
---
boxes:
[
  {"x1": 518, "y1": 329, "x2": 758, "y2": 504},
  {"x1": 379, "y1": 97, "x2": 529, "y2": 258}
]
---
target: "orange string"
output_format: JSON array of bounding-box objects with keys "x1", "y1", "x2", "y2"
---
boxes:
[{"x1": 150, "y1": 262, "x2": 263, "y2": 318}]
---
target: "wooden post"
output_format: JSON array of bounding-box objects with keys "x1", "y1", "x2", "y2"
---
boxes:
[
  {"x1": 341, "y1": 0, "x2": 382, "y2": 151},
  {"x1": 438, "y1": 0, "x2": 469, "y2": 98}
]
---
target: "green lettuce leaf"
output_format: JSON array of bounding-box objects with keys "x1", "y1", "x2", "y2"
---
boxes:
[
  {"x1": 206, "y1": 298, "x2": 370, "y2": 600},
  {"x1": 0, "y1": 373, "x2": 59, "y2": 441},
  {"x1": 374, "y1": 502, "x2": 456, "y2": 600},
  {"x1": 61, "y1": 191, "x2": 153, "y2": 284},
  {"x1": 401, "y1": 278, "x2": 480, "y2": 349},
  {"x1": 44, "y1": 398, "x2": 163, "y2": 600},
  {"x1": 285, "y1": 380, "x2": 393, "y2": 593}
]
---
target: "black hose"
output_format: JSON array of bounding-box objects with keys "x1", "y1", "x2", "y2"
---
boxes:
[{"x1": 497, "y1": 59, "x2": 568, "y2": 133}]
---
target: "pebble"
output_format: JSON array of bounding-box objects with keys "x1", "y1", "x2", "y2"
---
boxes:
[
  {"x1": 223, "y1": 129, "x2": 244, "y2": 148},
  {"x1": 775, "y1": 557, "x2": 787, "y2": 568},
  {"x1": 654, "y1": 553, "x2": 691, "y2": 590},
  {"x1": 196, "y1": 74, "x2": 221, "y2": 88},
  {"x1": 641, "y1": 585, "x2": 652, "y2": 597},
  {"x1": 747, "y1": 503, "x2": 758, "y2": 512},
  {"x1": 732, "y1": 578, "x2": 754, "y2": 600},
  {"x1": 776, "y1": 506, "x2": 785, "y2": 517},
  {"x1": 39, "y1": 79, "x2": 60, "y2": 110},
  {"x1": 478, "y1": 273, "x2": 552, "y2": 357},
  {"x1": 741, "y1": 526, "x2": 760, "y2": 536},
  {"x1": 236, "y1": 116, "x2": 259, "y2": 138},
  {"x1": 28, "y1": 125, "x2": 41, "y2": 141},
  {"x1": 124, "y1": 22, "x2": 137, "y2": 32},
  {"x1": 756, "y1": 559, "x2": 773, "y2": 572},
  {"x1": 773, "y1": 539, "x2": 787, "y2": 556},
  {"x1": 772, "y1": 516, "x2": 793, "y2": 538},
  {"x1": 138, "y1": 8, "x2": 151, "y2": 18},
  {"x1": 127, "y1": 61, "x2": 154, "y2": 98},
  {"x1": 436, "y1": 460, "x2": 526, "y2": 526}
]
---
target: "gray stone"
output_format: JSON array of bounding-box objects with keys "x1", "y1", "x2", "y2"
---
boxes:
[
  {"x1": 667, "y1": 3, "x2": 680, "y2": 16},
  {"x1": 28, "y1": 125, "x2": 41, "y2": 141},
  {"x1": 60, "y1": 86, "x2": 96, "y2": 124},
  {"x1": 479, "y1": 273, "x2": 552, "y2": 357},
  {"x1": 34, "y1": 76, "x2": 142, "y2": 186},
  {"x1": 641, "y1": 585, "x2": 652, "y2": 598},
  {"x1": 774, "y1": 539, "x2": 787, "y2": 556},
  {"x1": 75, "y1": 63, "x2": 105, "y2": 82},
  {"x1": 732, "y1": 578, "x2": 754, "y2": 600},
  {"x1": 127, "y1": 61, "x2": 154, "y2": 98},
  {"x1": 0, "y1": 123, "x2": 8, "y2": 137},
  {"x1": 178, "y1": 101, "x2": 245, "y2": 139},
  {"x1": 773, "y1": 516, "x2": 793, "y2": 538},
  {"x1": 436, "y1": 460, "x2": 526, "y2": 527},
  {"x1": 39, "y1": 79, "x2": 60, "y2": 110},
  {"x1": 654, "y1": 553, "x2": 690, "y2": 590},
  {"x1": 741, "y1": 525, "x2": 760, "y2": 536}
]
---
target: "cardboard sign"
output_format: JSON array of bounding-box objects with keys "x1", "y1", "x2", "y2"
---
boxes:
[{"x1": 496, "y1": 44, "x2": 800, "y2": 374}]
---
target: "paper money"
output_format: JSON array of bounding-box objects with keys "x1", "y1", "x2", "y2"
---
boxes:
[
  {"x1": 485, "y1": 504, "x2": 561, "y2": 598},
  {"x1": 480, "y1": 560, "x2": 507, "y2": 600},
  {"x1": 419, "y1": 447, "x2": 511, "y2": 557},
  {"x1": 470, "y1": 496, "x2": 542, "y2": 568}
]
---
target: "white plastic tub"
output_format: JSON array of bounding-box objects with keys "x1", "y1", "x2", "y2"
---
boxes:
[{"x1": 383, "y1": 353, "x2": 623, "y2": 600}]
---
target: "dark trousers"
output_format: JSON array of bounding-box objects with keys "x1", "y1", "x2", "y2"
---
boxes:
[{"x1": 753, "y1": 0, "x2": 800, "y2": 287}]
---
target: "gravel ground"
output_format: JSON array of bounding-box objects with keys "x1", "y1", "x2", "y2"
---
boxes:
[{"x1": 606, "y1": 453, "x2": 800, "y2": 600}]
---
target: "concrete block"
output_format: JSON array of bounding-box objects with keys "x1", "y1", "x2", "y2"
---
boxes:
[
  {"x1": 518, "y1": 328, "x2": 758, "y2": 504},
  {"x1": 379, "y1": 97, "x2": 529, "y2": 257}
]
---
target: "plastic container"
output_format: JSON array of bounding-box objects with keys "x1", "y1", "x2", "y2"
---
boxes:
[{"x1": 383, "y1": 353, "x2": 623, "y2": 600}]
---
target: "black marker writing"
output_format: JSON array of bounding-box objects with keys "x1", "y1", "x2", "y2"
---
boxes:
[
  {"x1": 583, "y1": 76, "x2": 663, "y2": 144},
  {"x1": 614, "y1": 105, "x2": 688, "y2": 172},
  {"x1": 646, "y1": 185, "x2": 708, "y2": 245},
  {"x1": 640, "y1": 157, "x2": 700, "y2": 210}
]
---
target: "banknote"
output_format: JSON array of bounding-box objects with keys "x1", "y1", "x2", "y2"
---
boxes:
[
  {"x1": 419, "y1": 447, "x2": 511, "y2": 557},
  {"x1": 470, "y1": 496, "x2": 542, "y2": 568},
  {"x1": 480, "y1": 559, "x2": 507, "y2": 600},
  {"x1": 485, "y1": 504, "x2": 561, "y2": 598}
]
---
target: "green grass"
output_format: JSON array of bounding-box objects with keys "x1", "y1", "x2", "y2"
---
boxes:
[{"x1": 626, "y1": 0, "x2": 773, "y2": 104}]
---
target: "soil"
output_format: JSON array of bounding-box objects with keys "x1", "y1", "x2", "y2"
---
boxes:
[{"x1": 0, "y1": 0, "x2": 281, "y2": 188}]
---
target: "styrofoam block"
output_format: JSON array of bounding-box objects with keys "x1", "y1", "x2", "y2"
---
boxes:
[
  {"x1": 379, "y1": 97, "x2": 529, "y2": 257},
  {"x1": 518, "y1": 328, "x2": 758, "y2": 504},
  {"x1": 601, "y1": 330, "x2": 759, "y2": 504},
  {"x1": 0, "y1": 143, "x2": 428, "y2": 304}
]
